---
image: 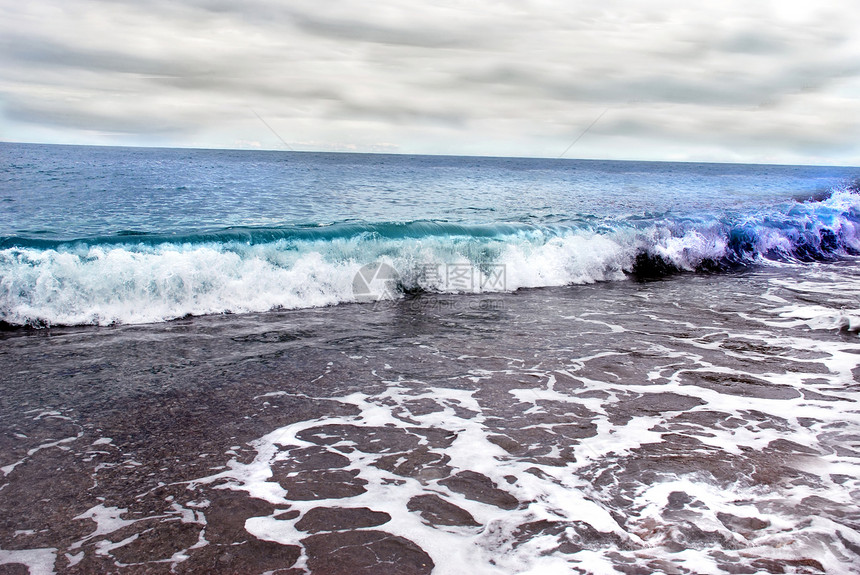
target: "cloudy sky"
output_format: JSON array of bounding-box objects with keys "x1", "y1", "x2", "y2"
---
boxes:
[{"x1": 1, "y1": 0, "x2": 859, "y2": 164}]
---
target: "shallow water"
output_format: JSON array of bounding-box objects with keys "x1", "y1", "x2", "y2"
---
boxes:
[{"x1": 1, "y1": 260, "x2": 858, "y2": 574}]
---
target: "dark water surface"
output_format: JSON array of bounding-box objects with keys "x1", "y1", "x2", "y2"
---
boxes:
[
  {"x1": 1, "y1": 261, "x2": 859, "y2": 574},
  {"x1": 2, "y1": 144, "x2": 860, "y2": 573}
]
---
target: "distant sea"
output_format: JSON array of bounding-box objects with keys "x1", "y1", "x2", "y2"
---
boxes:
[{"x1": 1, "y1": 142, "x2": 860, "y2": 574}]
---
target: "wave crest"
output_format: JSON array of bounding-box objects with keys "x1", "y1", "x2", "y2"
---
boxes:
[{"x1": 2, "y1": 190, "x2": 859, "y2": 326}]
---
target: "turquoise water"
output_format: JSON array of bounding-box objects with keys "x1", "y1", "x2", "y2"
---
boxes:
[{"x1": 1, "y1": 142, "x2": 859, "y2": 325}]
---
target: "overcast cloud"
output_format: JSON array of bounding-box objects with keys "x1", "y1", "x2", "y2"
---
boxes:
[{"x1": 1, "y1": 0, "x2": 859, "y2": 163}]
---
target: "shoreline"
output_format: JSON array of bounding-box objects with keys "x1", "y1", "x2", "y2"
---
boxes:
[{"x1": 1, "y1": 271, "x2": 859, "y2": 573}]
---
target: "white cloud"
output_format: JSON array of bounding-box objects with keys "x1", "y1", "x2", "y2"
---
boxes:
[{"x1": 0, "y1": 0, "x2": 858, "y2": 163}]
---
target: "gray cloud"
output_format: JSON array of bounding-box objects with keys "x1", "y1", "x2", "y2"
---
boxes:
[
  {"x1": 282, "y1": 7, "x2": 481, "y2": 49},
  {"x1": 2, "y1": 96, "x2": 192, "y2": 134},
  {"x1": 1, "y1": 0, "x2": 858, "y2": 163}
]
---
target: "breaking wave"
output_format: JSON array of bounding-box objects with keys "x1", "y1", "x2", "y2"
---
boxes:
[{"x1": 2, "y1": 188, "x2": 859, "y2": 326}]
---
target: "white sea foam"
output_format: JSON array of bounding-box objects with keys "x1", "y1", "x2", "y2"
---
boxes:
[
  {"x1": 0, "y1": 243, "x2": 362, "y2": 325},
  {"x1": 190, "y1": 350, "x2": 859, "y2": 573},
  {"x1": 3, "y1": 191, "x2": 860, "y2": 327},
  {"x1": 174, "y1": 258, "x2": 860, "y2": 574},
  {"x1": 762, "y1": 269, "x2": 860, "y2": 334},
  {"x1": 0, "y1": 546, "x2": 57, "y2": 575},
  {"x1": 0, "y1": 231, "x2": 642, "y2": 325},
  {"x1": 70, "y1": 505, "x2": 139, "y2": 550}
]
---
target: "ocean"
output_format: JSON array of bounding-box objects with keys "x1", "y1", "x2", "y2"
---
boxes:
[{"x1": 1, "y1": 142, "x2": 860, "y2": 574}]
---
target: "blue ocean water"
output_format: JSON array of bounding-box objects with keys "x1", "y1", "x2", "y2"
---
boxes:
[
  {"x1": 4, "y1": 142, "x2": 860, "y2": 575},
  {"x1": 1, "y1": 142, "x2": 859, "y2": 325}
]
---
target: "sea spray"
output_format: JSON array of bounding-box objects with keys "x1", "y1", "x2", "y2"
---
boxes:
[{"x1": 2, "y1": 189, "x2": 859, "y2": 326}]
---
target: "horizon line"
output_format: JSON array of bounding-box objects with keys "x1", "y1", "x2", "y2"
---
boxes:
[{"x1": 1, "y1": 139, "x2": 858, "y2": 170}]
